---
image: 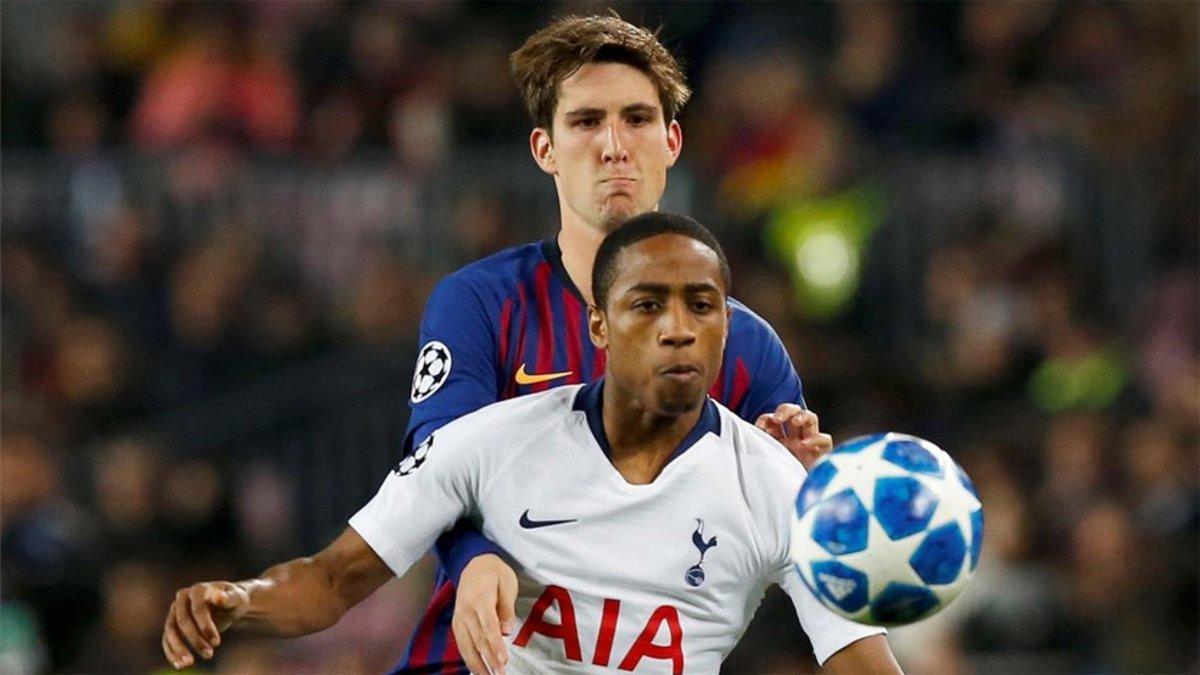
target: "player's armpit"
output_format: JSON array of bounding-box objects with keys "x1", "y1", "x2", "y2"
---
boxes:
[{"x1": 822, "y1": 634, "x2": 903, "y2": 674}]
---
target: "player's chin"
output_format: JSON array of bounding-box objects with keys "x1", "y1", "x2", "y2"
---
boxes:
[
  {"x1": 599, "y1": 199, "x2": 643, "y2": 230},
  {"x1": 653, "y1": 381, "x2": 706, "y2": 416}
]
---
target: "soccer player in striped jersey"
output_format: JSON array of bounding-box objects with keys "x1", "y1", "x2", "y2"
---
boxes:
[
  {"x1": 396, "y1": 14, "x2": 898, "y2": 674},
  {"x1": 161, "y1": 214, "x2": 901, "y2": 674}
]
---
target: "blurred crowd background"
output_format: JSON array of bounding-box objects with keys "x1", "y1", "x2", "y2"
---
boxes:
[{"x1": 2, "y1": 1, "x2": 1197, "y2": 673}]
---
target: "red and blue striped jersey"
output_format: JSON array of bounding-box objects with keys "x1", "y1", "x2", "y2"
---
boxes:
[{"x1": 395, "y1": 238, "x2": 806, "y2": 673}]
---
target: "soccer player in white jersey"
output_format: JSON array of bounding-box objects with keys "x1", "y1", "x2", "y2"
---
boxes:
[{"x1": 161, "y1": 213, "x2": 901, "y2": 674}]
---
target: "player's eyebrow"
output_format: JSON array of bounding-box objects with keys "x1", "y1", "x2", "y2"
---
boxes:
[
  {"x1": 625, "y1": 282, "x2": 670, "y2": 295},
  {"x1": 563, "y1": 107, "x2": 605, "y2": 120},
  {"x1": 624, "y1": 281, "x2": 722, "y2": 295},
  {"x1": 621, "y1": 103, "x2": 659, "y2": 117},
  {"x1": 563, "y1": 103, "x2": 661, "y2": 120},
  {"x1": 683, "y1": 282, "x2": 722, "y2": 295}
]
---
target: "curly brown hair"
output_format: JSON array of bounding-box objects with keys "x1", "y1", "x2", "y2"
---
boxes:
[{"x1": 510, "y1": 13, "x2": 691, "y2": 132}]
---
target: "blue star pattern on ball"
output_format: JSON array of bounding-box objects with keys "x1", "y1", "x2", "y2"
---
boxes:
[
  {"x1": 795, "y1": 460, "x2": 839, "y2": 513},
  {"x1": 909, "y1": 522, "x2": 968, "y2": 585},
  {"x1": 882, "y1": 439, "x2": 943, "y2": 477},
  {"x1": 870, "y1": 582, "x2": 940, "y2": 624},
  {"x1": 873, "y1": 476, "x2": 940, "y2": 540},
  {"x1": 811, "y1": 560, "x2": 870, "y2": 613},
  {"x1": 810, "y1": 490, "x2": 871, "y2": 555},
  {"x1": 790, "y1": 433, "x2": 984, "y2": 627}
]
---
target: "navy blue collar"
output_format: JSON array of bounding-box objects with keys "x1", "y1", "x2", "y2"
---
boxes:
[
  {"x1": 572, "y1": 380, "x2": 721, "y2": 463},
  {"x1": 541, "y1": 237, "x2": 587, "y2": 304}
]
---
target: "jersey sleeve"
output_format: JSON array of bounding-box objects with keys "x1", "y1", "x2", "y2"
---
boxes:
[
  {"x1": 436, "y1": 520, "x2": 505, "y2": 584},
  {"x1": 732, "y1": 304, "x2": 807, "y2": 421},
  {"x1": 403, "y1": 273, "x2": 499, "y2": 454},
  {"x1": 775, "y1": 560, "x2": 887, "y2": 665},
  {"x1": 744, "y1": 421, "x2": 886, "y2": 666},
  {"x1": 349, "y1": 422, "x2": 482, "y2": 577}
]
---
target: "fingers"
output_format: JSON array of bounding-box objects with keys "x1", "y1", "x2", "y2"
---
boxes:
[
  {"x1": 162, "y1": 583, "x2": 232, "y2": 670},
  {"x1": 756, "y1": 407, "x2": 834, "y2": 469},
  {"x1": 764, "y1": 407, "x2": 822, "y2": 439},
  {"x1": 771, "y1": 403, "x2": 805, "y2": 422},
  {"x1": 453, "y1": 615, "x2": 489, "y2": 675},
  {"x1": 779, "y1": 408, "x2": 817, "y2": 436},
  {"x1": 163, "y1": 608, "x2": 194, "y2": 670},
  {"x1": 755, "y1": 413, "x2": 783, "y2": 439},
  {"x1": 173, "y1": 588, "x2": 215, "y2": 660},
  {"x1": 754, "y1": 408, "x2": 807, "y2": 441},
  {"x1": 192, "y1": 586, "x2": 225, "y2": 648},
  {"x1": 497, "y1": 572, "x2": 518, "y2": 637},
  {"x1": 477, "y1": 605, "x2": 509, "y2": 673}
]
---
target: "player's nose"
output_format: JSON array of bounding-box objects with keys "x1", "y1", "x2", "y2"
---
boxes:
[
  {"x1": 658, "y1": 303, "x2": 697, "y2": 347},
  {"x1": 601, "y1": 123, "x2": 629, "y2": 163}
]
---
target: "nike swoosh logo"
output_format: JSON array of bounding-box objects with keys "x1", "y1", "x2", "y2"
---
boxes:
[
  {"x1": 519, "y1": 509, "x2": 577, "y2": 529},
  {"x1": 515, "y1": 363, "x2": 573, "y2": 385}
]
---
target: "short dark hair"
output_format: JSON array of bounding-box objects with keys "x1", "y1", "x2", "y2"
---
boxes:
[
  {"x1": 592, "y1": 212, "x2": 731, "y2": 309},
  {"x1": 510, "y1": 14, "x2": 691, "y2": 132}
]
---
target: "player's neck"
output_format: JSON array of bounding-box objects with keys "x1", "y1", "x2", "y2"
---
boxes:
[
  {"x1": 601, "y1": 383, "x2": 703, "y2": 485},
  {"x1": 556, "y1": 220, "x2": 605, "y2": 306}
]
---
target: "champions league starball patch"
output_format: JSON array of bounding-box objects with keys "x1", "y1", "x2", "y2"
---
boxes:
[
  {"x1": 411, "y1": 341, "x2": 452, "y2": 403},
  {"x1": 394, "y1": 434, "x2": 434, "y2": 476}
]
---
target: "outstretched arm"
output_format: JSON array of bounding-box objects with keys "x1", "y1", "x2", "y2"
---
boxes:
[
  {"x1": 824, "y1": 635, "x2": 903, "y2": 674},
  {"x1": 162, "y1": 527, "x2": 393, "y2": 669}
]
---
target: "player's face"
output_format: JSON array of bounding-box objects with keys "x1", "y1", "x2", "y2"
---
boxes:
[
  {"x1": 590, "y1": 234, "x2": 729, "y2": 416},
  {"x1": 531, "y1": 62, "x2": 683, "y2": 233}
]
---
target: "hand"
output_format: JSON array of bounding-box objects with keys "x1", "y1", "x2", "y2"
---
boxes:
[
  {"x1": 452, "y1": 554, "x2": 518, "y2": 675},
  {"x1": 755, "y1": 404, "x2": 833, "y2": 470},
  {"x1": 162, "y1": 581, "x2": 249, "y2": 670}
]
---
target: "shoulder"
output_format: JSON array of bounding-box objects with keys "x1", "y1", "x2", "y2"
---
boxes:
[
  {"x1": 435, "y1": 242, "x2": 545, "y2": 297},
  {"x1": 713, "y1": 402, "x2": 807, "y2": 561},
  {"x1": 716, "y1": 402, "x2": 807, "y2": 507},
  {"x1": 430, "y1": 384, "x2": 580, "y2": 443},
  {"x1": 421, "y1": 242, "x2": 545, "y2": 325}
]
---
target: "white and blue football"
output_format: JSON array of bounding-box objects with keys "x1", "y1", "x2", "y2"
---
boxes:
[{"x1": 790, "y1": 433, "x2": 984, "y2": 626}]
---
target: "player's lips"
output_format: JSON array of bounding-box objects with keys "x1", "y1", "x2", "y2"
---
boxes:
[
  {"x1": 601, "y1": 177, "x2": 638, "y2": 186},
  {"x1": 659, "y1": 364, "x2": 702, "y2": 381}
]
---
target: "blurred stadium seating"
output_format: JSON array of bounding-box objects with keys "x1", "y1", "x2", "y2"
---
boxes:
[{"x1": 1, "y1": 1, "x2": 1196, "y2": 673}]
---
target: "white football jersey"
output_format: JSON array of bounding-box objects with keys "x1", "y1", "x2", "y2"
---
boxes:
[{"x1": 351, "y1": 383, "x2": 884, "y2": 673}]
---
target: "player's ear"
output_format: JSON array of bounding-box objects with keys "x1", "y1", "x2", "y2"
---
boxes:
[
  {"x1": 531, "y1": 127, "x2": 556, "y2": 175},
  {"x1": 665, "y1": 119, "x2": 682, "y2": 168},
  {"x1": 588, "y1": 304, "x2": 608, "y2": 349}
]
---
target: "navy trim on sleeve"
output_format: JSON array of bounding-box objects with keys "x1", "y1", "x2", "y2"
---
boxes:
[{"x1": 436, "y1": 520, "x2": 506, "y2": 585}]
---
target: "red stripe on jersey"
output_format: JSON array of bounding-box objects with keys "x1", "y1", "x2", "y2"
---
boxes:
[
  {"x1": 532, "y1": 262, "x2": 556, "y2": 393},
  {"x1": 498, "y1": 297, "x2": 513, "y2": 375},
  {"x1": 408, "y1": 581, "x2": 456, "y2": 666},
  {"x1": 729, "y1": 356, "x2": 751, "y2": 411},
  {"x1": 708, "y1": 361, "x2": 726, "y2": 402},
  {"x1": 442, "y1": 633, "x2": 461, "y2": 674},
  {"x1": 592, "y1": 348, "x2": 607, "y2": 378},
  {"x1": 506, "y1": 283, "x2": 529, "y2": 399},
  {"x1": 561, "y1": 289, "x2": 584, "y2": 384}
]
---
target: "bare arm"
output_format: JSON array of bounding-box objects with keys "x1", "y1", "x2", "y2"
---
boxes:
[
  {"x1": 823, "y1": 634, "x2": 903, "y2": 674},
  {"x1": 162, "y1": 527, "x2": 393, "y2": 669}
]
